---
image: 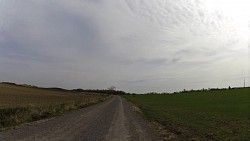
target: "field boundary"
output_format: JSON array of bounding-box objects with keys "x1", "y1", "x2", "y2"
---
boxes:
[
  {"x1": 124, "y1": 88, "x2": 250, "y2": 140},
  {"x1": 125, "y1": 98, "x2": 181, "y2": 140},
  {"x1": 0, "y1": 96, "x2": 110, "y2": 131}
]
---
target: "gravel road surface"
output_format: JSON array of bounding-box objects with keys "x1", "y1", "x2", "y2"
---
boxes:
[{"x1": 0, "y1": 96, "x2": 165, "y2": 141}]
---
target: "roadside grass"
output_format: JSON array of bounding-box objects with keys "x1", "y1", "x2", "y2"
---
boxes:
[
  {"x1": 124, "y1": 88, "x2": 250, "y2": 140},
  {"x1": 0, "y1": 83, "x2": 108, "y2": 131}
]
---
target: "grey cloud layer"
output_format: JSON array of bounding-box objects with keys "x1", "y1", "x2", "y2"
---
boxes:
[{"x1": 0, "y1": 0, "x2": 249, "y2": 93}]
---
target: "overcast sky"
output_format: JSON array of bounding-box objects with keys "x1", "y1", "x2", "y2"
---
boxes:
[{"x1": 0, "y1": 0, "x2": 249, "y2": 93}]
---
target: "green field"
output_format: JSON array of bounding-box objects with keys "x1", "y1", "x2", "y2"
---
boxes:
[
  {"x1": 0, "y1": 83, "x2": 108, "y2": 131},
  {"x1": 125, "y1": 88, "x2": 250, "y2": 140}
]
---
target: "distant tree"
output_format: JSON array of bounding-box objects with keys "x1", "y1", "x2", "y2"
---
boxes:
[
  {"x1": 107, "y1": 86, "x2": 116, "y2": 91},
  {"x1": 228, "y1": 86, "x2": 231, "y2": 89},
  {"x1": 73, "y1": 88, "x2": 84, "y2": 92}
]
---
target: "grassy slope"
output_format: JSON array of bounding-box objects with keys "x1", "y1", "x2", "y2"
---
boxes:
[
  {"x1": 0, "y1": 83, "x2": 105, "y2": 108},
  {"x1": 125, "y1": 88, "x2": 250, "y2": 140},
  {"x1": 0, "y1": 83, "x2": 108, "y2": 131}
]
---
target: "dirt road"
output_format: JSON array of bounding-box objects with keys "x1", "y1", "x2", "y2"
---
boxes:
[{"x1": 0, "y1": 96, "x2": 164, "y2": 141}]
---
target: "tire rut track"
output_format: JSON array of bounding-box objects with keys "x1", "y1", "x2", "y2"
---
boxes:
[{"x1": 0, "y1": 96, "x2": 166, "y2": 141}]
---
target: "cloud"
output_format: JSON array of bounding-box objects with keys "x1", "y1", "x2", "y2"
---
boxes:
[{"x1": 0, "y1": 0, "x2": 249, "y2": 93}]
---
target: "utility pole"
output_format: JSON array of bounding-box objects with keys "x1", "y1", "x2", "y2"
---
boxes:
[{"x1": 244, "y1": 78, "x2": 245, "y2": 88}]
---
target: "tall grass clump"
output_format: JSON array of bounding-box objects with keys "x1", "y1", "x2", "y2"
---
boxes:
[{"x1": 0, "y1": 97, "x2": 107, "y2": 131}]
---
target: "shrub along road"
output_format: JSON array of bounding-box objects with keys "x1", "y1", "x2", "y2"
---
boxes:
[{"x1": 0, "y1": 96, "x2": 167, "y2": 141}]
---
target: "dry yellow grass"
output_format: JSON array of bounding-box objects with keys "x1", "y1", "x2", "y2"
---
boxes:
[
  {"x1": 0, "y1": 83, "x2": 105, "y2": 108},
  {"x1": 0, "y1": 83, "x2": 108, "y2": 130}
]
